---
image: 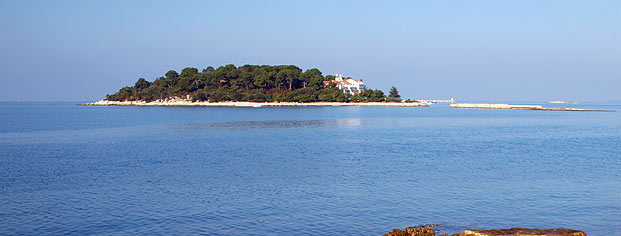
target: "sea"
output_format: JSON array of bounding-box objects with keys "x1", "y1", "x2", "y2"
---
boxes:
[{"x1": 1, "y1": 102, "x2": 620, "y2": 235}]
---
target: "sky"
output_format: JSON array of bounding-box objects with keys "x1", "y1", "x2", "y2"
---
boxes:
[{"x1": 1, "y1": 0, "x2": 620, "y2": 102}]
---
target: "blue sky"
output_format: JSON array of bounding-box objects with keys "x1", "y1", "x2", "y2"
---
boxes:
[{"x1": 1, "y1": 0, "x2": 620, "y2": 102}]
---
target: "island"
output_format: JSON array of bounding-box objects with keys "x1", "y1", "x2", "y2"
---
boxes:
[{"x1": 85, "y1": 64, "x2": 427, "y2": 107}]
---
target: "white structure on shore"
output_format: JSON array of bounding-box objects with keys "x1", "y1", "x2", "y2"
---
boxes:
[{"x1": 323, "y1": 74, "x2": 367, "y2": 95}]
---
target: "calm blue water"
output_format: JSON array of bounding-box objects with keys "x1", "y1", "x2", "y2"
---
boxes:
[{"x1": 1, "y1": 102, "x2": 620, "y2": 235}]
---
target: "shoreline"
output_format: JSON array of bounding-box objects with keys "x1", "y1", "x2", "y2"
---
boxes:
[
  {"x1": 450, "y1": 103, "x2": 614, "y2": 112},
  {"x1": 80, "y1": 100, "x2": 615, "y2": 111},
  {"x1": 80, "y1": 100, "x2": 430, "y2": 107}
]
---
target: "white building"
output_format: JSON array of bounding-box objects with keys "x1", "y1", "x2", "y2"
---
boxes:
[{"x1": 323, "y1": 74, "x2": 367, "y2": 95}]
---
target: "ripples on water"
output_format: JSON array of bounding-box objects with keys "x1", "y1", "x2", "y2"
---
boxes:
[{"x1": 0, "y1": 103, "x2": 620, "y2": 235}]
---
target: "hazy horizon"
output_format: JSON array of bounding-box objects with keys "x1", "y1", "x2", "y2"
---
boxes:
[{"x1": 1, "y1": 1, "x2": 620, "y2": 102}]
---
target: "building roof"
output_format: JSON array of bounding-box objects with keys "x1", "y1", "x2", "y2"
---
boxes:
[{"x1": 323, "y1": 78, "x2": 363, "y2": 86}]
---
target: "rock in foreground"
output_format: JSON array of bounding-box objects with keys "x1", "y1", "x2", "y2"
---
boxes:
[
  {"x1": 384, "y1": 225, "x2": 586, "y2": 236},
  {"x1": 457, "y1": 228, "x2": 586, "y2": 236},
  {"x1": 384, "y1": 225, "x2": 438, "y2": 236}
]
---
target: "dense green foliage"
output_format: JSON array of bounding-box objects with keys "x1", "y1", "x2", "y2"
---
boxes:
[
  {"x1": 388, "y1": 86, "x2": 401, "y2": 102},
  {"x1": 105, "y1": 64, "x2": 398, "y2": 103}
]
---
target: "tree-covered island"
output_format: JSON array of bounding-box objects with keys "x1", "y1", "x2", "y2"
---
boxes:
[{"x1": 104, "y1": 64, "x2": 409, "y2": 103}]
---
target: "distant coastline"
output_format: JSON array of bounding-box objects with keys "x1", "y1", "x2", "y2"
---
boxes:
[
  {"x1": 450, "y1": 103, "x2": 614, "y2": 112},
  {"x1": 547, "y1": 100, "x2": 578, "y2": 104}
]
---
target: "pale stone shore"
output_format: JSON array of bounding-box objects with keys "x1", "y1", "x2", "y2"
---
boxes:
[
  {"x1": 81, "y1": 99, "x2": 430, "y2": 107},
  {"x1": 450, "y1": 103, "x2": 614, "y2": 112}
]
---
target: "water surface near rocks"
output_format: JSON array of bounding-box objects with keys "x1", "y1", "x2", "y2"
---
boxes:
[{"x1": 1, "y1": 102, "x2": 620, "y2": 235}]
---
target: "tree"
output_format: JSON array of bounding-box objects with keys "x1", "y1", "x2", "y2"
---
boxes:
[
  {"x1": 371, "y1": 90, "x2": 386, "y2": 102},
  {"x1": 388, "y1": 86, "x2": 401, "y2": 102},
  {"x1": 238, "y1": 70, "x2": 254, "y2": 89},
  {"x1": 389, "y1": 86, "x2": 400, "y2": 98},
  {"x1": 302, "y1": 68, "x2": 324, "y2": 89},
  {"x1": 180, "y1": 67, "x2": 199, "y2": 78},
  {"x1": 202, "y1": 66, "x2": 215, "y2": 73},
  {"x1": 165, "y1": 70, "x2": 179, "y2": 79},
  {"x1": 359, "y1": 89, "x2": 374, "y2": 102},
  {"x1": 286, "y1": 69, "x2": 301, "y2": 91},
  {"x1": 275, "y1": 70, "x2": 287, "y2": 90},
  {"x1": 134, "y1": 78, "x2": 150, "y2": 90}
]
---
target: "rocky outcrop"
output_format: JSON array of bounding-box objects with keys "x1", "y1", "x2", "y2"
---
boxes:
[
  {"x1": 384, "y1": 226, "x2": 586, "y2": 236},
  {"x1": 384, "y1": 225, "x2": 438, "y2": 236},
  {"x1": 453, "y1": 228, "x2": 586, "y2": 236}
]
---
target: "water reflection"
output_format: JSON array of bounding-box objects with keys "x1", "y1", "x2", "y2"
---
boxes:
[{"x1": 336, "y1": 118, "x2": 362, "y2": 127}]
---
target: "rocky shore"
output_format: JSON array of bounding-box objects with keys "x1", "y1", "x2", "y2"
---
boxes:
[
  {"x1": 457, "y1": 228, "x2": 587, "y2": 236},
  {"x1": 384, "y1": 225, "x2": 587, "y2": 236},
  {"x1": 80, "y1": 99, "x2": 429, "y2": 107}
]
